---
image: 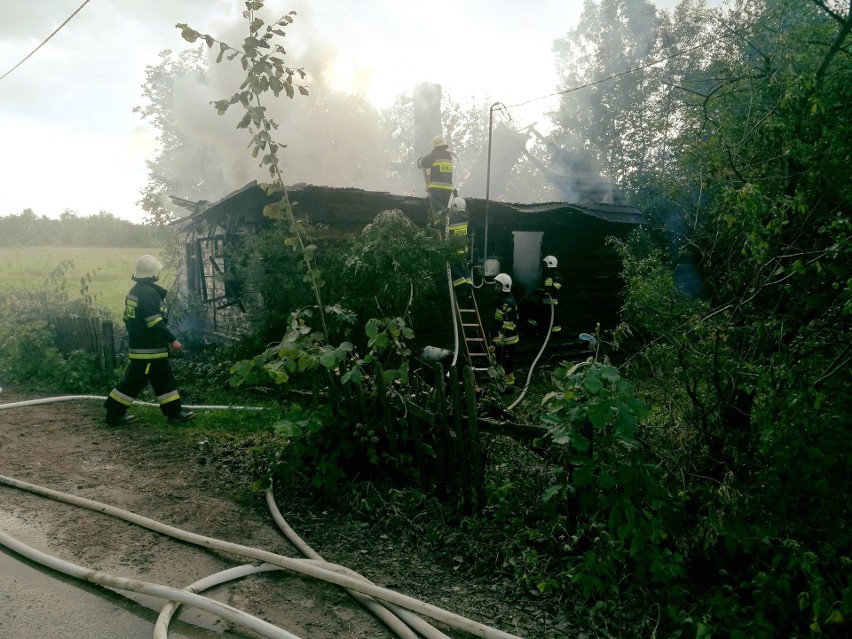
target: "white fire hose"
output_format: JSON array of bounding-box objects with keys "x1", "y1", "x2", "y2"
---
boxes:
[{"x1": 0, "y1": 473, "x2": 524, "y2": 639}]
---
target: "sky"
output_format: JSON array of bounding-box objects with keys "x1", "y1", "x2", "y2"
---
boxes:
[{"x1": 0, "y1": 0, "x2": 688, "y2": 224}]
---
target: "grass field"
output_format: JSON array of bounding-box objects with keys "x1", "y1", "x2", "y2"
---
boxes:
[{"x1": 0, "y1": 247, "x2": 169, "y2": 320}]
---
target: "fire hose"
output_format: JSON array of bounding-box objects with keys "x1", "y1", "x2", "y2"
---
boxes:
[{"x1": 0, "y1": 410, "x2": 520, "y2": 639}]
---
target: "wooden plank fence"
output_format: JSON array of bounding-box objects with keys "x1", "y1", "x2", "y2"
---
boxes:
[
  {"x1": 50, "y1": 315, "x2": 116, "y2": 373},
  {"x1": 306, "y1": 361, "x2": 505, "y2": 512}
]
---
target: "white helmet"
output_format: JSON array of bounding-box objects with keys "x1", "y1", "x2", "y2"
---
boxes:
[
  {"x1": 543, "y1": 255, "x2": 558, "y2": 268},
  {"x1": 134, "y1": 255, "x2": 163, "y2": 280},
  {"x1": 448, "y1": 191, "x2": 466, "y2": 211},
  {"x1": 431, "y1": 135, "x2": 447, "y2": 148},
  {"x1": 494, "y1": 273, "x2": 512, "y2": 292}
]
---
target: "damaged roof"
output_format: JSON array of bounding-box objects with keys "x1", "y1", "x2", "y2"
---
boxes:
[{"x1": 171, "y1": 181, "x2": 645, "y2": 235}]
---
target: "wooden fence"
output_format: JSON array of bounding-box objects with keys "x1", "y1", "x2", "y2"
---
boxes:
[
  {"x1": 302, "y1": 361, "x2": 499, "y2": 512},
  {"x1": 50, "y1": 316, "x2": 116, "y2": 373}
]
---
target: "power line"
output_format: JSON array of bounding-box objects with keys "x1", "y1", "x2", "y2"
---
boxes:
[
  {"x1": 506, "y1": 31, "x2": 729, "y2": 111},
  {"x1": 0, "y1": 0, "x2": 95, "y2": 82}
]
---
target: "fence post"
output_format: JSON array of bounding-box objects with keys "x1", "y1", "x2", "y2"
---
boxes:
[
  {"x1": 373, "y1": 363, "x2": 400, "y2": 463},
  {"x1": 432, "y1": 363, "x2": 453, "y2": 497},
  {"x1": 101, "y1": 320, "x2": 115, "y2": 372},
  {"x1": 463, "y1": 366, "x2": 485, "y2": 510},
  {"x1": 448, "y1": 366, "x2": 472, "y2": 509}
]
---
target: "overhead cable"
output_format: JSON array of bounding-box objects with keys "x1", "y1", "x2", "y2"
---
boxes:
[
  {"x1": 0, "y1": 0, "x2": 94, "y2": 82},
  {"x1": 506, "y1": 35, "x2": 721, "y2": 111}
]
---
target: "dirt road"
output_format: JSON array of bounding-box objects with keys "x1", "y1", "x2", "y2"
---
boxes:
[
  {"x1": 0, "y1": 390, "x2": 417, "y2": 638},
  {"x1": 0, "y1": 390, "x2": 569, "y2": 639}
]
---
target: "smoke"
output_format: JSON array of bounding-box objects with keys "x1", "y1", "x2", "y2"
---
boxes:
[
  {"x1": 160, "y1": 1, "x2": 617, "y2": 208},
  {"x1": 164, "y1": 2, "x2": 409, "y2": 202}
]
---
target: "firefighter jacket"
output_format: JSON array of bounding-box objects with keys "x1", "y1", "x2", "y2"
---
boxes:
[
  {"x1": 123, "y1": 278, "x2": 177, "y2": 360},
  {"x1": 542, "y1": 266, "x2": 563, "y2": 305},
  {"x1": 417, "y1": 146, "x2": 454, "y2": 192},
  {"x1": 447, "y1": 207, "x2": 469, "y2": 256},
  {"x1": 494, "y1": 292, "x2": 520, "y2": 345}
]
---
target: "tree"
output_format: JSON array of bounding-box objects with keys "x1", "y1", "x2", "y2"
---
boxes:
[
  {"x1": 134, "y1": 47, "x2": 224, "y2": 226},
  {"x1": 552, "y1": 0, "x2": 663, "y2": 198},
  {"x1": 614, "y1": 0, "x2": 851, "y2": 633}
]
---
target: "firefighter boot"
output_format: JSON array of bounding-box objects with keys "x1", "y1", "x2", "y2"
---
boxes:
[
  {"x1": 106, "y1": 413, "x2": 137, "y2": 426},
  {"x1": 167, "y1": 410, "x2": 196, "y2": 424}
]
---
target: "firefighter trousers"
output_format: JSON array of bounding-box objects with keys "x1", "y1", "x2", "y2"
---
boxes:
[
  {"x1": 104, "y1": 359, "x2": 183, "y2": 418},
  {"x1": 496, "y1": 342, "x2": 517, "y2": 384}
]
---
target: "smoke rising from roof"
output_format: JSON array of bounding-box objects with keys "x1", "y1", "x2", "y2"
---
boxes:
[{"x1": 159, "y1": 1, "x2": 617, "y2": 210}]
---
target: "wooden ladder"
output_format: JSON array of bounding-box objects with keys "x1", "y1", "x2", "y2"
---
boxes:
[{"x1": 452, "y1": 281, "x2": 493, "y2": 371}]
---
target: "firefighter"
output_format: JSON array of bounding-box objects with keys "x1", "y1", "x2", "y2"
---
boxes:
[
  {"x1": 103, "y1": 255, "x2": 195, "y2": 425},
  {"x1": 417, "y1": 135, "x2": 454, "y2": 215},
  {"x1": 492, "y1": 273, "x2": 520, "y2": 387},
  {"x1": 527, "y1": 255, "x2": 562, "y2": 333},
  {"x1": 446, "y1": 190, "x2": 473, "y2": 296}
]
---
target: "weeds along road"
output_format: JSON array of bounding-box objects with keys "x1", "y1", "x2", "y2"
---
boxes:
[{"x1": 0, "y1": 390, "x2": 392, "y2": 639}]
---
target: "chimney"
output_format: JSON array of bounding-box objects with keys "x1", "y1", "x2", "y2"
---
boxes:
[{"x1": 412, "y1": 83, "x2": 443, "y2": 155}]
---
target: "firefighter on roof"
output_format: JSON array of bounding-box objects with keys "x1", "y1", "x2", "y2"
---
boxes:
[
  {"x1": 103, "y1": 255, "x2": 195, "y2": 425},
  {"x1": 417, "y1": 135, "x2": 454, "y2": 214}
]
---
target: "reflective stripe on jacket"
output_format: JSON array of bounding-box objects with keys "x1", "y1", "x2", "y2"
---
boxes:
[
  {"x1": 542, "y1": 267, "x2": 563, "y2": 304},
  {"x1": 124, "y1": 279, "x2": 176, "y2": 360},
  {"x1": 418, "y1": 147, "x2": 453, "y2": 190},
  {"x1": 494, "y1": 292, "x2": 519, "y2": 344}
]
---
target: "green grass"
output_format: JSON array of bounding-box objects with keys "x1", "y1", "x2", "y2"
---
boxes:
[{"x1": 0, "y1": 246, "x2": 168, "y2": 320}]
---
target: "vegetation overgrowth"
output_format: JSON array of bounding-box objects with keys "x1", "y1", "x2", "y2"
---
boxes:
[{"x1": 2, "y1": 1, "x2": 849, "y2": 637}]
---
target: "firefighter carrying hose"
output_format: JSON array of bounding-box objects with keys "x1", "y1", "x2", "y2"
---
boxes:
[
  {"x1": 103, "y1": 255, "x2": 195, "y2": 425},
  {"x1": 492, "y1": 273, "x2": 520, "y2": 387},
  {"x1": 527, "y1": 255, "x2": 563, "y2": 334},
  {"x1": 417, "y1": 135, "x2": 454, "y2": 216}
]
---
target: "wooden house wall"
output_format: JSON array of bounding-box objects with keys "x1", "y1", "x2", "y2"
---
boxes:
[
  {"x1": 466, "y1": 213, "x2": 633, "y2": 349},
  {"x1": 174, "y1": 184, "x2": 641, "y2": 347}
]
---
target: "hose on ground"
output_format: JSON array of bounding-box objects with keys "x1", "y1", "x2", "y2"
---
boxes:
[
  {"x1": 0, "y1": 528, "x2": 300, "y2": 639},
  {"x1": 154, "y1": 563, "x2": 283, "y2": 639},
  {"x1": 265, "y1": 484, "x2": 452, "y2": 639},
  {"x1": 0, "y1": 473, "x2": 524, "y2": 639},
  {"x1": 0, "y1": 395, "x2": 268, "y2": 411},
  {"x1": 506, "y1": 295, "x2": 554, "y2": 412}
]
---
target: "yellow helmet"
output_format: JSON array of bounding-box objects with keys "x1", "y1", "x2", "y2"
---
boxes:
[{"x1": 431, "y1": 135, "x2": 447, "y2": 148}]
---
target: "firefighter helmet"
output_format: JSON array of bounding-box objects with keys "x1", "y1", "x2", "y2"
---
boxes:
[
  {"x1": 134, "y1": 255, "x2": 163, "y2": 280},
  {"x1": 431, "y1": 135, "x2": 447, "y2": 148},
  {"x1": 494, "y1": 273, "x2": 512, "y2": 292},
  {"x1": 448, "y1": 190, "x2": 466, "y2": 211},
  {"x1": 543, "y1": 255, "x2": 558, "y2": 268}
]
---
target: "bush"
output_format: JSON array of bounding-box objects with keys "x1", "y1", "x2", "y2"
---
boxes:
[{"x1": 0, "y1": 263, "x2": 115, "y2": 392}]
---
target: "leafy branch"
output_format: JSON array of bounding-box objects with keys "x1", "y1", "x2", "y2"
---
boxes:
[{"x1": 176, "y1": 2, "x2": 328, "y2": 338}]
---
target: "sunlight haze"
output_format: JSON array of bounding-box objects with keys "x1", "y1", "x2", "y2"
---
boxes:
[{"x1": 0, "y1": 0, "x2": 699, "y2": 223}]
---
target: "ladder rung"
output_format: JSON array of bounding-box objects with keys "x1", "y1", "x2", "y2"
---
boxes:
[
  {"x1": 465, "y1": 338, "x2": 485, "y2": 343},
  {"x1": 458, "y1": 308, "x2": 477, "y2": 313},
  {"x1": 462, "y1": 323, "x2": 481, "y2": 327}
]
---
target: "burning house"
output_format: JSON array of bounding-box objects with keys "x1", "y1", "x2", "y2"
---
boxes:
[
  {"x1": 170, "y1": 180, "x2": 643, "y2": 350},
  {"x1": 169, "y1": 81, "x2": 644, "y2": 348}
]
